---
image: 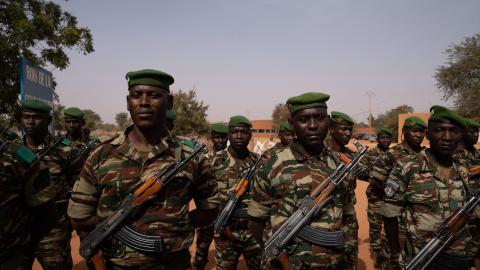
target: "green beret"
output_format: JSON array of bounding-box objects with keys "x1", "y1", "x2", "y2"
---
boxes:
[
  {"x1": 330, "y1": 111, "x2": 354, "y2": 125},
  {"x1": 429, "y1": 105, "x2": 466, "y2": 128},
  {"x1": 286, "y1": 92, "x2": 330, "y2": 115},
  {"x1": 229, "y1": 115, "x2": 252, "y2": 127},
  {"x1": 20, "y1": 99, "x2": 52, "y2": 113},
  {"x1": 210, "y1": 123, "x2": 228, "y2": 134},
  {"x1": 166, "y1": 110, "x2": 177, "y2": 120},
  {"x1": 279, "y1": 122, "x2": 293, "y2": 133},
  {"x1": 377, "y1": 128, "x2": 393, "y2": 136},
  {"x1": 464, "y1": 118, "x2": 480, "y2": 129},
  {"x1": 403, "y1": 116, "x2": 427, "y2": 129},
  {"x1": 125, "y1": 69, "x2": 174, "y2": 91},
  {"x1": 64, "y1": 107, "x2": 85, "y2": 118}
]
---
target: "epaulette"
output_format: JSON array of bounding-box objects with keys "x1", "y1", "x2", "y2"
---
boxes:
[
  {"x1": 62, "y1": 138, "x2": 72, "y2": 146},
  {"x1": 183, "y1": 139, "x2": 194, "y2": 149},
  {"x1": 9, "y1": 142, "x2": 37, "y2": 164},
  {"x1": 6, "y1": 130, "x2": 15, "y2": 136},
  {"x1": 91, "y1": 136, "x2": 100, "y2": 141}
]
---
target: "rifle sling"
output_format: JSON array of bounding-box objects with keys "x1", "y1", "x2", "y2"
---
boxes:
[
  {"x1": 297, "y1": 225, "x2": 345, "y2": 247},
  {"x1": 115, "y1": 225, "x2": 163, "y2": 253},
  {"x1": 433, "y1": 252, "x2": 475, "y2": 268}
]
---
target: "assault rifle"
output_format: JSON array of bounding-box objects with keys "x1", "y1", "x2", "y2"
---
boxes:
[
  {"x1": 0, "y1": 125, "x2": 9, "y2": 138},
  {"x1": 264, "y1": 141, "x2": 369, "y2": 269},
  {"x1": 0, "y1": 138, "x2": 10, "y2": 157},
  {"x1": 79, "y1": 136, "x2": 100, "y2": 158},
  {"x1": 37, "y1": 134, "x2": 66, "y2": 159},
  {"x1": 215, "y1": 154, "x2": 264, "y2": 241},
  {"x1": 79, "y1": 141, "x2": 206, "y2": 261},
  {"x1": 406, "y1": 192, "x2": 480, "y2": 270}
]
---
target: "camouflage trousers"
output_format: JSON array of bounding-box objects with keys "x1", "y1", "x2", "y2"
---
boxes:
[
  {"x1": 193, "y1": 223, "x2": 214, "y2": 269},
  {"x1": 34, "y1": 213, "x2": 72, "y2": 270},
  {"x1": 344, "y1": 219, "x2": 359, "y2": 270},
  {"x1": 214, "y1": 224, "x2": 263, "y2": 270},
  {"x1": 366, "y1": 185, "x2": 383, "y2": 252},
  {"x1": 107, "y1": 248, "x2": 192, "y2": 270}
]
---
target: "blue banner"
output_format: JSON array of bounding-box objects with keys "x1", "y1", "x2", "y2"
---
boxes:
[{"x1": 19, "y1": 57, "x2": 55, "y2": 136}]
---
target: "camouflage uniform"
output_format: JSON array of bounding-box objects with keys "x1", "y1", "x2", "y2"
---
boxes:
[
  {"x1": 381, "y1": 149, "x2": 476, "y2": 269},
  {"x1": 363, "y1": 146, "x2": 388, "y2": 258},
  {"x1": 67, "y1": 127, "x2": 219, "y2": 269},
  {"x1": 370, "y1": 140, "x2": 425, "y2": 267},
  {"x1": 248, "y1": 144, "x2": 356, "y2": 269},
  {"x1": 329, "y1": 146, "x2": 359, "y2": 270},
  {"x1": 68, "y1": 132, "x2": 100, "y2": 160},
  {"x1": 16, "y1": 133, "x2": 83, "y2": 270},
  {"x1": 193, "y1": 148, "x2": 216, "y2": 269},
  {"x1": 212, "y1": 148, "x2": 263, "y2": 270},
  {"x1": 0, "y1": 142, "x2": 56, "y2": 269},
  {"x1": 262, "y1": 143, "x2": 285, "y2": 158}
]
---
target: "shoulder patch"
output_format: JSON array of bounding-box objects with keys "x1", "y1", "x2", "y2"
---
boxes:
[
  {"x1": 16, "y1": 146, "x2": 37, "y2": 164},
  {"x1": 62, "y1": 138, "x2": 72, "y2": 146},
  {"x1": 91, "y1": 136, "x2": 100, "y2": 141},
  {"x1": 6, "y1": 130, "x2": 14, "y2": 135},
  {"x1": 183, "y1": 139, "x2": 194, "y2": 149},
  {"x1": 384, "y1": 179, "x2": 400, "y2": 197}
]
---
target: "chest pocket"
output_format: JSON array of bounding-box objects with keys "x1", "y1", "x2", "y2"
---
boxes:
[{"x1": 406, "y1": 182, "x2": 439, "y2": 211}]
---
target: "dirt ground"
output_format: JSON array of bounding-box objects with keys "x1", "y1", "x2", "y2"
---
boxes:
[{"x1": 32, "y1": 140, "x2": 480, "y2": 270}]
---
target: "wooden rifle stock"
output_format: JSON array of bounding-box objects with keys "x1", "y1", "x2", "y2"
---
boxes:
[
  {"x1": 91, "y1": 252, "x2": 106, "y2": 270},
  {"x1": 277, "y1": 251, "x2": 294, "y2": 270}
]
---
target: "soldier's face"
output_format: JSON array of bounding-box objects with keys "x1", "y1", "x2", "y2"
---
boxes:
[
  {"x1": 228, "y1": 126, "x2": 251, "y2": 152},
  {"x1": 65, "y1": 118, "x2": 84, "y2": 135},
  {"x1": 427, "y1": 122, "x2": 462, "y2": 156},
  {"x1": 377, "y1": 134, "x2": 392, "y2": 150},
  {"x1": 329, "y1": 123, "x2": 353, "y2": 146},
  {"x1": 290, "y1": 107, "x2": 329, "y2": 148},
  {"x1": 403, "y1": 127, "x2": 425, "y2": 147},
  {"x1": 278, "y1": 131, "x2": 295, "y2": 146},
  {"x1": 211, "y1": 132, "x2": 228, "y2": 151},
  {"x1": 21, "y1": 111, "x2": 52, "y2": 138},
  {"x1": 127, "y1": 85, "x2": 173, "y2": 131},
  {"x1": 462, "y1": 127, "x2": 479, "y2": 146}
]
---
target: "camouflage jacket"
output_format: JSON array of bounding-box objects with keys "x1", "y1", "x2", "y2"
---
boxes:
[
  {"x1": 262, "y1": 143, "x2": 285, "y2": 158},
  {"x1": 453, "y1": 144, "x2": 480, "y2": 170},
  {"x1": 67, "y1": 127, "x2": 219, "y2": 262},
  {"x1": 0, "y1": 142, "x2": 56, "y2": 256},
  {"x1": 67, "y1": 132, "x2": 100, "y2": 160},
  {"x1": 363, "y1": 145, "x2": 388, "y2": 180},
  {"x1": 212, "y1": 147, "x2": 258, "y2": 212},
  {"x1": 248, "y1": 143, "x2": 357, "y2": 268},
  {"x1": 17, "y1": 133, "x2": 83, "y2": 207},
  {"x1": 370, "y1": 140, "x2": 425, "y2": 183},
  {"x1": 381, "y1": 149, "x2": 475, "y2": 262}
]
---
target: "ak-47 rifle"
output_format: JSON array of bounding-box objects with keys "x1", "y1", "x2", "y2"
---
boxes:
[
  {"x1": 469, "y1": 164, "x2": 480, "y2": 180},
  {"x1": 79, "y1": 136, "x2": 100, "y2": 158},
  {"x1": 79, "y1": 141, "x2": 207, "y2": 262},
  {"x1": 0, "y1": 138, "x2": 10, "y2": 157},
  {"x1": 215, "y1": 154, "x2": 264, "y2": 241},
  {"x1": 37, "y1": 134, "x2": 66, "y2": 159},
  {"x1": 0, "y1": 125, "x2": 10, "y2": 138},
  {"x1": 406, "y1": 192, "x2": 480, "y2": 270},
  {"x1": 264, "y1": 141, "x2": 369, "y2": 269}
]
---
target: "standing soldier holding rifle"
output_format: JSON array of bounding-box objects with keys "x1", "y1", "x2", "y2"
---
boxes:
[
  {"x1": 64, "y1": 107, "x2": 100, "y2": 159},
  {"x1": 248, "y1": 92, "x2": 358, "y2": 269},
  {"x1": 263, "y1": 122, "x2": 295, "y2": 158},
  {"x1": 212, "y1": 115, "x2": 263, "y2": 269},
  {"x1": 16, "y1": 99, "x2": 83, "y2": 270},
  {"x1": 193, "y1": 123, "x2": 228, "y2": 270},
  {"x1": 382, "y1": 105, "x2": 476, "y2": 269},
  {"x1": 364, "y1": 127, "x2": 393, "y2": 268},
  {"x1": 67, "y1": 69, "x2": 219, "y2": 269}
]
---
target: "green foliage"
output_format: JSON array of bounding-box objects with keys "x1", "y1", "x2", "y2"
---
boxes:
[
  {"x1": 271, "y1": 103, "x2": 290, "y2": 131},
  {"x1": 434, "y1": 33, "x2": 480, "y2": 123},
  {"x1": 382, "y1": 105, "x2": 414, "y2": 138},
  {"x1": 115, "y1": 112, "x2": 129, "y2": 130},
  {"x1": 53, "y1": 102, "x2": 65, "y2": 131},
  {"x1": 83, "y1": 109, "x2": 102, "y2": 130},
  {"x1": 0, "y1": 0, "x2": 94, "y2": 115},
  {"x1": 171, "y1": 86, "x2": 210, "y2": 136}
]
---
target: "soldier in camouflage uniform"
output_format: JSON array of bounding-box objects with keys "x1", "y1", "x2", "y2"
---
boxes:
[
  {"x1": 0, "y1": 124, "x2": 20, "y2": 142},
  {"x1": 212, "y1": 115, "x2": 263, "y2": 270},
  {"x1": 64, "y1": 107, "x2": 100, "y2": 158},
  {"x1": 327, "y1": 111, "x2": 359, "y2": 269},
  {"x1": 262, "y1": 122, "x2": 294, "y2": 158},
  {"x1": 67, "y1": 69, "x2": 219, "y2": 269},
  {"x1": 0, "y1": 141, "x2": 58, "y2": 270},
  {"x1": 16, "y1": 99, "x2": 83, "y2": 270},
  {"x1": 382, "y1": 105, "x2": 476, "y2": 269},
  {"x1": 193, "y1": 123, "x2": 228, "y2": 270},
  {"x1": 248, "y1": 92, "x2": 356, "y2": 269},
  {"x1": 370, "y1": 116, "x2": 427, "y2": 269},
  {"x1": 364, "y1": 127, "x2": 393, "y2": 268}
]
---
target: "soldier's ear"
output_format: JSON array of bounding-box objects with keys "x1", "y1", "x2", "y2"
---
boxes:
[{"x1": 126, "y1": 95, "x2": 130, "y2": 111}]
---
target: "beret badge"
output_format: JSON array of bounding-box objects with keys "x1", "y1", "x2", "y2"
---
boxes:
[
  {"x1": 337, "y1": 117, "x2": 343, "y2": 122},
  {"x1": 410, "y1": 121, "x2": 416, "y2": 126}
]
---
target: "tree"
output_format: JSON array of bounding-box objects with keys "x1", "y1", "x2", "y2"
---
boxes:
[
  {"x1": 271, "y1": 103, "x2": 290, "y2": 131},
  {"x1": 53, "y1": 103, "x2": 65, "y2": 131},
  {"x1": 434, "y1": 33, "x2": 480, "y2": 122},
  {"x1": 383, "y1": 105, "x2": 414, "y2": 137},
  {"x1": 115, "y1": 112, "x2": 129, "y2": 130},
  {"x1": 171, "y1": 86, "x2": 210, "y2": 136},
  {"x1": 83, "y1": 109, "x2": 102, "y2": 130},
  {"x1": 0, "y1": 0, "x2": 94, "y2": 116}
]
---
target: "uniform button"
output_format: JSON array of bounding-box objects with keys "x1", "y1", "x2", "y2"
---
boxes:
[{"x1": 424, "y1": 190, "x2": 428, "y2": 194}]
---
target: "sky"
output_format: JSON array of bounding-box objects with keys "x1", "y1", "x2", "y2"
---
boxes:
[{"x1": 49, "y1": 0, "x2": 480, "y2": 125}]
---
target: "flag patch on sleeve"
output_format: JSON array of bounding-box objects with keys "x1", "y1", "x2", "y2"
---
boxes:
[{"x1": 385, "y1": 179, "x2": 400, "y2": 197}]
